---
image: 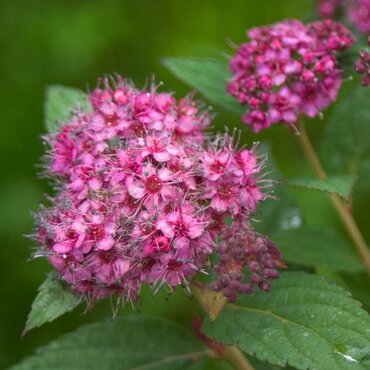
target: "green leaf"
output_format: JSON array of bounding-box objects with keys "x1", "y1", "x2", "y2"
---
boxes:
[
  {"x1": 248, "y1": 355, "x2": 296, "y2": 370},
  {"x1": 322, "y1": 86, "x2": 370, "y2": 198},
  {"x1": 24, "y1": 273, "x2": 81, "y2": 334},
  {"x1": 203, "y1": 272, "x2": 370, "y2": 370},
  {"x1": 13, "y1": 315, "x2": 208, "y2": 370},
  {"x1": 256, "y1": 143, "x2": 303, "y2": 234},
  {"x1": 271, "y1": 227, "x2": 363, "y2": 272},
  {"x1": 162, "y1": 57, "x2": 244, "y2": 115},
  {"x1": 341, "y1": 271, "x2": 370, "y2": 312},
  {"x1": 287, "y1": 176, "x2": 354, "y2": 201},
  {"x1": 45, "y1": 85, "x2": 91, "y2": 132}
]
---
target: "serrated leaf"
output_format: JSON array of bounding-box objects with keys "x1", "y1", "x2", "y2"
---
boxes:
[
  {"x1": 203, "y1": 272, "x2": 370, "y2": 370},
  {"x1": 45, "y1": 85, "x2": 91, "y2": 132},
  {"x1": 287, "y1": 176, "x2": 354, "y2": 201},
  {"x1": 271, "y1": 227, "x2": 363, "y2": 272},
  {"x1": 24, "y1": 273, "x2": 81, "y2": 334},
  {"x1": 13, "y1": 315, "x2": 208, "y2": 370},
  {"x1": 322, "y1": 86, "x2": 370, "y2": 198},
  {"x1": 163, "y1": 57, "x2": 244, "y2": 115},
  {"x1": 341, "y1": 271, "x2": 370, "y2": 312},
  {"x1": 248, "y1": 355, "x2": 296, "y2": 370},
  {"x1": 256, "y1": 143, "x2": 303, "y2": 234}
]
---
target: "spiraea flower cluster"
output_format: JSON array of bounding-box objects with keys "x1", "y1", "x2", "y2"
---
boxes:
[
  {"x1": 317, "y1": 0, "x2": 370, "y2": 34},
  {"x1": 354, "y1": 35, "x2": 370, "y2": 86},
  {"x1": 317, "y1": 0, "x2": 343, "y2": 19},
  {"x1": 33, "y1": 77, "x2": 283, "y2": 304},
  {"x1": 227, "y1": 19, "x2": 354, "y2": 132}
]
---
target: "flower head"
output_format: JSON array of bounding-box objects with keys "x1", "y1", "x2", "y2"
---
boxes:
[
  {"x1": 317, "y1": 0, "x2": 370, "y2": 34},
  {"x1": 347, "y1": 0, "x2": 370, "y2": 34},
  {"x1": 227, "y1": 19, "x2": 354, "y2": 132},
  {"x1": 33, "y1": 76, "x2": 279, "y2": 304}
]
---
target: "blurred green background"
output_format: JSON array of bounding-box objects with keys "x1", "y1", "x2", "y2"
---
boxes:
[{"x1": 2, "y1": 0, "x2": 368, "y2": 368}]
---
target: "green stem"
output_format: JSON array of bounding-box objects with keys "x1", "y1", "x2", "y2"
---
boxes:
[
  {"x1": 296, "y1": 120, "x2": 370, "y2": 275},
  {"x1": 223, "y1": 346, "x2": 255, "y2": 370},
  {"x1": 191, "y1": 286, "x2": 255, "y2": 370}
]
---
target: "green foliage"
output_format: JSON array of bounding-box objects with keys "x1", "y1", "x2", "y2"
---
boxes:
[
  {"x1": 322, "y1": 87, "x2": 370, "y2": 198},
  {"x1": 0, "y1": 1, "x2": 329, "y2": 368},
  {"x1": 45, "y1": 85, "x2": 91, "y2": 132},
  {"x1": 202, "y1": 359, "x2": 234, "y2": 370},
  {"x1": 256, "y1": 144, "x2": 303, "y2": 234},
  {"x1": 24, "y1": 273, "x2": 80, "y2": 334},
  {"x1": 287, "y1": 176, "x2": 354, "y2": 201},
  {"x1": 12, "y1": 315, "x2": 208, "y2": 370},
  {"x1": 271, "y1": 228, "x2": 363, "y2": 272},
  {"x1": 162, "y1": 58, "x2": 244, "y2": 115},
  {"x1": 248, "y1": 356, "x2": 296, "y2": 370},
  {"x1": 203, "y1": 272, "x2": 370, "y2": 370},
  {"x1": 341, "y1": 271, "x2": 370, "y2": 312}
]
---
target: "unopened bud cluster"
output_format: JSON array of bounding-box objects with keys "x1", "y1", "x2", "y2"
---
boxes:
[
  {"x1": 354, "y1": 36, "x2": 370, "y2": 86},
  {"x1": 208, "y1": 223, "x2": 284, "y2": 302}
]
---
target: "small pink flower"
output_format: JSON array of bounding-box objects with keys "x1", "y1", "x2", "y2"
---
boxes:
[
  {"x1": 151, "y1": 252, "x2": 197, "y2": 287},
  {"x1": 206, "y1": 180, "x2": 241, "y2": 215},
  {"x1": 144, "y1": 235, "x2": 170, "y2": 255},
  {"x1": 158, "y1": 212, "x2": 205, "y2": 243},
  {"x1": 234, "y1": 149, "x2": 258, "y2": 177},
  {"x1": 201, "y1": 150, "x2": 232, "y2": 181},
  {"x1": 268, "y1": 87, "x2": 301, "y2": 124},
  {"x1": 49, "y1": 127, "x2": 77, "y2": 176},
  {"x1": 128, "y1": 165, "x2": 179, "y2": 208}
]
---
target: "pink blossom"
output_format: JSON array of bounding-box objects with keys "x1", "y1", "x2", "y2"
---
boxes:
[
  {"x1": 128, "y1": 165, "x2": 179, "y2": 209},
  {"x1": 201, "y1": 150, "x2": 232, "y2": 181},
  {"x1": 268, "y1": 87, "x2": 301, "y2": 124},
  {"x1": 347, "y1": 0, "x2": 370, "y2": 34},
  {"x1": 227, "y1": 19, "x2": 354, "y2": 132},
  {"x1": 317, "y1": 0, "x2": 370, "y2": 34},
  {"x1": 205, "y1": 180, "x2": 241, "y2": 215},
  {"x1": 32, "y1": 76, "x2": 274, "y2": 304},
  {"x1": 317, "y1": 0, "x2": 342, "y2": 18}
]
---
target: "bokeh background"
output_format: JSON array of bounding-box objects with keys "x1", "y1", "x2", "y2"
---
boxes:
[{"x1": 2, "y1": 1, "x2": 368, "y2": 368}]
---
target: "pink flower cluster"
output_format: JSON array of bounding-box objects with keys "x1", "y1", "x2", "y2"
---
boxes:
[
  {"x1": 33, "y1": 77, "x2": 281, "y2": 303},
  {"x1": 317, "y1": 0, "x2": 343, "y2": 18},
  {"x1": 317, "y1": 0, "x2": 370, "y2": 34},
  {"x1": 227, "y1": 19, "x2": 354, "y2": 132}
]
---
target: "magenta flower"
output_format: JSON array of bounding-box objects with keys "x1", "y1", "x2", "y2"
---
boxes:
[
  {"x1": 227, "y1": 19, "x2": 354, "y2": 132},
  {"x1": 317, "y1": 0, "x2": 370, "y2": 34},
  {"x1": 33, "y1": 76, "x2": 282, "y2": 304},
  {"x1": 347, "y1": 0, "x2": 370, "y2": 34},
  {"x1": 317, "y1": 0, "x2": 343, "y2": 18}
]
